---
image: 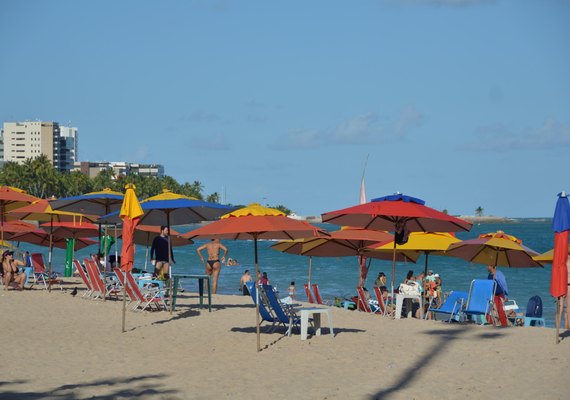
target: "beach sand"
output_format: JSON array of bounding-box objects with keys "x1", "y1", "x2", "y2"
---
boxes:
[{"x1": 2, "y1": 280, "x2": 568, "y2": 400}]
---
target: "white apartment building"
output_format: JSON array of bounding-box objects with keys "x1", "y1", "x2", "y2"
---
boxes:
[
  {"x1": 1, "y1": 121, "x2": 77, "y2": 171},
  {"x1": 72, "y1": 161, "x2": 165, "y2": 179}
]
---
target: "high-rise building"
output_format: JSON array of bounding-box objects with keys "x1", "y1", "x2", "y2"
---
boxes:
[
  {"x1": 1, "y1": 121, "x2": 78, "y2": 171},
  {"x1": 59, "y1": 125, "x2": 78, "y2": 172}
]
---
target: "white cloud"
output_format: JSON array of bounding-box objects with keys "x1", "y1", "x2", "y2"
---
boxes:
[
  {"x1": 190, "y1": 133, "x2": 231, "y2": 151},
  {"x1": 331, "y1": 113, "x2": 382, "y2": 144},
  {"x1": 392, "y1": 106, "x2": 425, "y2": 138},
  {"x1": 459, "y1": 118, "x2": 570, "y2": 152},
  {"x1": 273, "y1": 106, "x2": 424, "y2": 150}
]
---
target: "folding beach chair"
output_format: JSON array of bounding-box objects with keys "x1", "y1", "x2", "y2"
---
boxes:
[
  {"x1": 31, "y1": 253, "x2": 63, "y2": 290},
  {"x1": 461, "y1": 279, "x2": 496, "y2": 325},
  {"x1": 373, "y1": 286, "x2": 392, "y2": 316},
  {"x1": 245, "y1": 282, "x2": 278, "y2": 332},
  {"x1": 84, "y1": 258, "x2": 120, "y2": 300},
  {"x1": 125, "y1": 271, "x2": 166, "y2": 311},
  {"x1": 312, "y1": 283, "x2": 332, "y2": 306},
  {"x1": 428, "y1": 290, "x2": 468, "y2": 322},
  {"x1": 73, "y1": 259, "x2": 93, "y2": 298},
  {"x1": 262, "y1": 284, "x2": 303, "y2": 336},
  {"x1": 356, "y1": 287, "x2": 381, "y2": 314},
  {"x1": 304, "y1": 283, "x2": 315, "y2": 303}
]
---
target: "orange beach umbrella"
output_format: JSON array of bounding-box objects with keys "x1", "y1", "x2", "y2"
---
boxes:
[{"x1": 183, "y1": 203, "x2": 327, "y2": 352}]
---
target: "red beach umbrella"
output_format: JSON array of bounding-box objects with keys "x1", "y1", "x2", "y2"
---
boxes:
[
  {"x1": 183, "y1": 203, "x2": 327, "y2": 352},
  {"x1": 11, "y1": 230, "x2": 97, "y2": 250},
  {"x1": 551, "y1": 192, "x2": 570, "y2": 343},
  {"x1": 322, "y1": 193, "x2": 472, "y2": 294},
  {"x1": 40, "y1": 221, "x2": 99, "y2": 238}
]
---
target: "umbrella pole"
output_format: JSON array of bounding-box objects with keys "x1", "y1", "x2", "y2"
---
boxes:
[
  {"x1": 103, "y1": 226, "x2": 108, "y2": 301},
  {"x1": 144, "y1": 243, "x2": 149, "y2": 272},
  {"x1": 254, "y1": 236, "x2": 260, "y2": 352},
  {"x1": 47, "y1": 217, "x2": 54, "y2": 292},
  {"x1": 391, "y1": 239, "x2": 396, "y2": 301},
  {"x1": 423, "y1": 252, "x2": 429, "y2": 303},
  {"x1": 168, "y1": 213, "x2": 174, "y2": 315},
  {"x1": 98, "y1": 223, "x2": 102, "y2": 256},
  {"x1": 555, "y1": 297, "x2": 562, "y2": 344},
  {"x1": 308, "y1": 256, "x2": 312, "y2": 287}
]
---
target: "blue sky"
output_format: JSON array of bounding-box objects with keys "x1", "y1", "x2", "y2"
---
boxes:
[{"x1": 1, "y1": 0, "x2": 569, "y2": 217}]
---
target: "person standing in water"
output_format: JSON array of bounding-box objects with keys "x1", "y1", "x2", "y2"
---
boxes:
[{"x1": 197, "y1": 239, "x2": 228, "y2": 294}]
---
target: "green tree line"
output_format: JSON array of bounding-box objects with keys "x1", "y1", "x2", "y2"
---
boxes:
[
  {"x1": 0, "y1": 155, "x2": 294, "y2": 214},
  {"x1": 0, "y1": 155, "x2": 216, "y2": 201}
]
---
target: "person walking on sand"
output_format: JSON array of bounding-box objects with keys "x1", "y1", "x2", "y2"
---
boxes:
[
  {"x1": 197, "y1": 239, "x2": 227, "y2": 294},
  {"x1": 239, "y1": 269, "x2": 253, "y2": 295},
  {"x1": 487, "y1": 265, "x2": 509, "y2": 327},
  {"x1": 151, "y1": 226, "x2": 175, "y2": 280}
]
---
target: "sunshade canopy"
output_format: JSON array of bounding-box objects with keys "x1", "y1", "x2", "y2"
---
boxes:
[
  {"x1": 371, "y1": 231, "x2": 460, "y2": 253},
  {"x1": 7, "y1": 199, "x2": 97, "y2": 223},
  {"x1": 445, "y1": 231, "x2": 543, "y2": 268},
  {"x1": 322, "y1": 193, "x2": 472, "y2": 233},
  {"x1": 40, "y1": 221, "x2": 100, "y2": 238},
  {"x1": 50, "y1": 188, "x2": 125, "y2": 216},
  {"x1": 0, "y1": 186, "x2": 39, "y2": 221},
  {"x1": 11, "y1": 230, "x2": 97, "y2": 250},
  {"x1": 100, "y1": 189, "x2": 235, "y2": 226}
]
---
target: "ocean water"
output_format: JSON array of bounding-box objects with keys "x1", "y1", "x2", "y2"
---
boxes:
[{"x1": 40, "y1": 219, "x2": 561, "y2": 327}]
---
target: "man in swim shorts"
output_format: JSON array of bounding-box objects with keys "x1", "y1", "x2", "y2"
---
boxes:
[
  {"x1": 197, "y1": 238, "x2": 227, "y2": 294},
  {"x1": 151, "y1": 226, "x2": 175, "y2": 279}
]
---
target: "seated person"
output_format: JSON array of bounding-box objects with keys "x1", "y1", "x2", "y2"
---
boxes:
[
  {"x1": 374, "y1": 272, "x2": 387, "y2": 289},
  {"x1": 2, "y1": 250, "x2": 26, "y2": 290}
]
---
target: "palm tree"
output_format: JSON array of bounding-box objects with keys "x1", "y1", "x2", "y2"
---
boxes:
[{"x1": 475, "y1": 206, "x2": 484, "y2": 217}]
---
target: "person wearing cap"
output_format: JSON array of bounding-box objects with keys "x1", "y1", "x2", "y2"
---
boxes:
[{"x1": 2, "y1": 250, "x2": 26, "y2": 290}]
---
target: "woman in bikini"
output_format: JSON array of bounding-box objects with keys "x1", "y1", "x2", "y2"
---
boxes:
[
  {"x1": 2, "y1": 250, "x2": 26, "y2": 290},
  {"x1": 197, "y1": 239, "x2": 227, "y2": 294}
]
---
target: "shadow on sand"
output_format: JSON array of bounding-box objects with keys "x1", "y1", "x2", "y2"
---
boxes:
[
  {"x1": 369, "y1": 324, "x2": 508, "y2": 399},
  {"x1": 0, "y1": 374, "x2": 179, "y2": 399}
]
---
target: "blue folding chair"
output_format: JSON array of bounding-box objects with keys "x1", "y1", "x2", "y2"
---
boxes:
[
  {"x1": 428, "y1": 291, "x2": 468, "y2": 322},
  {"x1": 245, "y1": 282, "x2": 278, "y2": 332},
  {"x1": 262, "y1": 284, "x2": 302, "y2": 336},
  {"x1": 462, "y1": 279, "x2": 496, "y2": 325}
]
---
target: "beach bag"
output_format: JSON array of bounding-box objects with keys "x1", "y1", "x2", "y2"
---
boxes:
[
  {"x1": 525, "y1": 295, "x2": 543, "y2": 318},
  {"x1": 398, "y1": 282, "x2": 420, "y2": 296}
]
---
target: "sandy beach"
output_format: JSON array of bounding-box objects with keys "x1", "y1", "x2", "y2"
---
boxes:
[{"x1": 2, "y1": 280, "x2": 568, "y2": 400}]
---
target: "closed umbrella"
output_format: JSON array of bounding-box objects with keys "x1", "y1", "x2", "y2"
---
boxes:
[
  {"x1": 119, "y1": 183, "x2": 144, "y2": 332},
  {"x1": 551, "y1": 192, "x2": 570, "y2": 343},
  {"x1": 183, "y1": 203, "x2": 326, "y2": 352}
]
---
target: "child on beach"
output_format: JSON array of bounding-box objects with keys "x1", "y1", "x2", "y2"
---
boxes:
[{"x1": 288, "y1": 281, "x2": 296, "y2": 301}]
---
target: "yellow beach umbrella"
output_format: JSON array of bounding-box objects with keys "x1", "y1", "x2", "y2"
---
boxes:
[
  {"x1": 533, "y1": 246, "x2": 570, "y2": 263},
  {"x1": 142, "y1": 188, "x2": 199, "y2": 202},
  {"x1": 221, "y1": 202, "x2": 284, "y2": 218},
  {"x1": 371, "y1": 231, "x2": 461, "y2": 279}
]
